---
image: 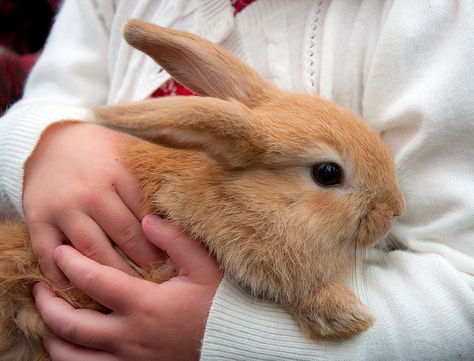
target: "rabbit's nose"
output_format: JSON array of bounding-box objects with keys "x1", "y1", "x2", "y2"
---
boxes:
[{"x1": 392, "y1": 193, "x2": 405, "y2": 217}]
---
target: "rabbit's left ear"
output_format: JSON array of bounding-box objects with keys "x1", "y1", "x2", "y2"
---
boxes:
[
  {"x1": 123, "y1": 19, "x2": 279, "y2": 108},
  {"x1": 95, "y1": 97, "x2": 263, "y2": 168}
]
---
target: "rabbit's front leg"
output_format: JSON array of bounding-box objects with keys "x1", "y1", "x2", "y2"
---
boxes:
[{"x1": 289, "y1": 283, "x2": 374, "y2": 340}]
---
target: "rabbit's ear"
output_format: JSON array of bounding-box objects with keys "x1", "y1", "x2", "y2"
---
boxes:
[
  {"x1": 95, "y1": 97, "x2": 262, "y2": 168},
  {"x1": 123, "y1": 19, "x2": 279, "y2": 108}
]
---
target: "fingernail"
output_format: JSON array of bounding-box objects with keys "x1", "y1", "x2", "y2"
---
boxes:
[
  {"x1": 32, "y1": 283, "x2": 40, "y2": 298},
  {"x1": 52, "y1": 245, "x2": 65, "y2": 263},
  {"x1": 41, "y1": 336, "x2": 54, "y2": 351},
  {"x1": 145, "y1": 214, "x2": 163, "y2": 226}
]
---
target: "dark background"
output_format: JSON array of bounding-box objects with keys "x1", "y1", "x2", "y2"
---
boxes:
[{"x1": 0, "y1": 0, "x2": 60, "y2": 114}]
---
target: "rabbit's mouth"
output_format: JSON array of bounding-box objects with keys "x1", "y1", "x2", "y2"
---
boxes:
[
  {"x1": 355, "y1": 211, "x2": 395, "y2": 248},
  {"x1": 355, "y1": 189, "x2": 404, "y2": 248}
]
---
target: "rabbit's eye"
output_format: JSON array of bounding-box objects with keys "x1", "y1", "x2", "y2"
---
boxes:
[{"x1": 312, "y1": 162, "x2": 342, "y2": 186}]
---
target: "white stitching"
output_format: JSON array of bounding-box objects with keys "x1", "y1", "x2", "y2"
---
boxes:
[{"x1": 305, "y1": 1, "x2": 325, "y2": 94}]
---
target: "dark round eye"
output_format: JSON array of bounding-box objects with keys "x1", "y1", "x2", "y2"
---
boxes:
[{"x1": 311, "y1": 162, "x2": 343, "y2": 186}]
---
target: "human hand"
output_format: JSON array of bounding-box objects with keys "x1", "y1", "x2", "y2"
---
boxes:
[
  {"x1": 23, "y1": 122, "x2": 164, "y2": 285},
  {"x1": 33, "y1": 215, "x2": 223, "y2": 361}
]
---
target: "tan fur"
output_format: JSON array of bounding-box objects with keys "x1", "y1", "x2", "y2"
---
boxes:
[
  {"x1": 0, "y1": 19, "x2": 404, "y2": 359},
  {"x1": 0, "y1": 220, "x2": 106, "y2": 360}
]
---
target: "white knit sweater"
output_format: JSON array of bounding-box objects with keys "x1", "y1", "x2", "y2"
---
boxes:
[{"x1": 0, "y1": 1, "x2": 473, "y2": 360}]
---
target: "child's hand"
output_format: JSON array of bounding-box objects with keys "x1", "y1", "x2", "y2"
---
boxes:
[
  {"x1": 23, "y1": 122, "x2": 164, "y2": 285},
  {"x1": 33, "y1": 215, "x2": 223, "y2": 361}
]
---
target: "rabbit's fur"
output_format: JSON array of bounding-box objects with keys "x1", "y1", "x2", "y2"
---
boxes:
[{"x1": 0, "y1": 19, "x2": 403, "y2": 360}]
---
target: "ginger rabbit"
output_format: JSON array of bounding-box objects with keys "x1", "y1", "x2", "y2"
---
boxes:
[{"x1": 0, "y1": 19, "x2": 403, "y2": 360}]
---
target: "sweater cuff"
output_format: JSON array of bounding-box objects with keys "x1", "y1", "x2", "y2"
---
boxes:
[
  {"x1": 0, "y1": 104, "x2": 93, "y2": 216},
  {"x1": 200, "y1": 277, "x2": 322, "y2": 360}
]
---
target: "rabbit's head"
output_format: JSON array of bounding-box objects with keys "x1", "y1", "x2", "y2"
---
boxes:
[{"x1": 96, "y1": 20, "x2": 403, "y2": 304}]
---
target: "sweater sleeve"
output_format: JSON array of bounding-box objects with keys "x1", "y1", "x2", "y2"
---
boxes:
[
  {"x1": 202, "y1": 254, "x2": 474, "y2": 361},
  {"x1": 0, "y1": 0, "x2": 110, "y2": 216},
  {"x1": 200, "y1": 1, "x2": 474, "y2": 360}
]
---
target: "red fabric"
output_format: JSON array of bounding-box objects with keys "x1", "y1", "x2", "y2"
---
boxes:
[
  {"x1": 0, "y1": 0, "x2": 57, "y2": 113},
  {"x1": 0, "y1": 0, "x2": 257, "y2": 112},
  {"x1": 150, "y1": 79, "x2": 197, "y2": 98},
  {"x1": 151, "y1": 0, "x2": 257, "y2": 99},
  {"x1": 231, "y1": 0, "x2": 257, "y2": 15}
]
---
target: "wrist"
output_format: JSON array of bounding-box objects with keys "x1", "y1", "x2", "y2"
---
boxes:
[
  {"x1": 24, "y1": 121, "x2": 83, "y2": 192},
  {"x1": 0, "y1": 103, "x2": 93, "y2": 215}
]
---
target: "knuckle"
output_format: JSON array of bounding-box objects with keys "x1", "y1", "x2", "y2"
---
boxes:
[
  {"x1": 152, "y1": 222, "x2": 184, "y2": 244},
  {"x1": 136, "y1": 298, "x2": 157, "y2": 320},
  {"x1": 24, "y1": 206, "x2": 45, "y2": 224},
  {"x1": 59, "y1": 320, "x2": 80, "y2": 343},
  {"x1": 82, "y1": 268, "x2": 102, "y2": 294},
  {"x1": 166, "y1": 229, "x2": 192, "y2": 249},
  {"x1": 80, "y1": 241, "x2": 103, "y2": 261},
  {"x1": 36, "y1": 255, "x2": 51, "y2": 273},
  {"x1": 82, "y1": 191, "x2": 105, "y2": 209},
  {"x1": 28, "y1": 226, "x2": 56, "y2": 257},
  {"x1": 30, "y1": 237, "x2": 47, "y2": 258},
  {"x1": 66, "y1": 221, "x2": 103, "y2": 260},
  {"x1": 26, "y1": 218, "x2": 51, "y2": 239},
  {"x1": 117, "y1": 223, "x2": 142, "y2": 251}
]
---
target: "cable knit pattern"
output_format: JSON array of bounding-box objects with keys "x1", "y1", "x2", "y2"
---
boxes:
[{"x1": 150, "y1": 0, "x2": 255, "y2": 98}]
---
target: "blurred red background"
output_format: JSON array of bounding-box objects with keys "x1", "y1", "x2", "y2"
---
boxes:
[{"x1": 0, "y1": 0, "x2": 60, "y2": 114}]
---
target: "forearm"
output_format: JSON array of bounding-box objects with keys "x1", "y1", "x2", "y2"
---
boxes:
[
  {"x1": 0, "y1": 106, "x2": 91, "y2": 215},
  {"x1": 201, "y1": 252, "x2": 474, "y2": 360}
]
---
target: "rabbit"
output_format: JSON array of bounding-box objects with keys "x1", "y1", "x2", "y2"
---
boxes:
[{"x1": 0, "y1": 19, "x2": 404, "y2": 360}]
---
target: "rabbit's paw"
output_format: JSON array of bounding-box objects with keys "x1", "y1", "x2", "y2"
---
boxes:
[{"x1": 291, "y1": 283, "x2": 374, "y2": 340}]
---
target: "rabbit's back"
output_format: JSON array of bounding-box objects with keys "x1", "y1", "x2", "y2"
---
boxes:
[
  {"x1": 0, "y1": 219, "x2": 49, "y2": 360},
  {"x1": 0, "y1": 220, "x2": 110, "y2": 360}
]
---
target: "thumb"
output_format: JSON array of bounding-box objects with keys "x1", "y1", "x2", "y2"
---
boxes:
[{"x1": 142, "y1": 215, "x2": 219, "y2": 278}]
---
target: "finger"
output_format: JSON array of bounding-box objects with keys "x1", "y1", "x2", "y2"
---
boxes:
[
  {"x1": 114, "y1": 168, "x2": 143, "y2": 219},
  {"x1": 33, "y1": 283, "x2": 120, "y2": 351},
  {"x1": 28, "y1": 221, "x2": 68, "y2": 286},
  {"x1": 53, "y1": 245, "x2": 145, "y2": 313},
  {"x1": 142, "y1": 215, "x2": 219, "y2": 278},
  {"x1": 89, "y1": 192, "x2": 165, "y2": 267},
  {"x1": 57, "y1": 211, "x2": 138, "y2": 277},
  {"x1": 43, "y1": 336, "x2": 118, "y2": 361}
]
